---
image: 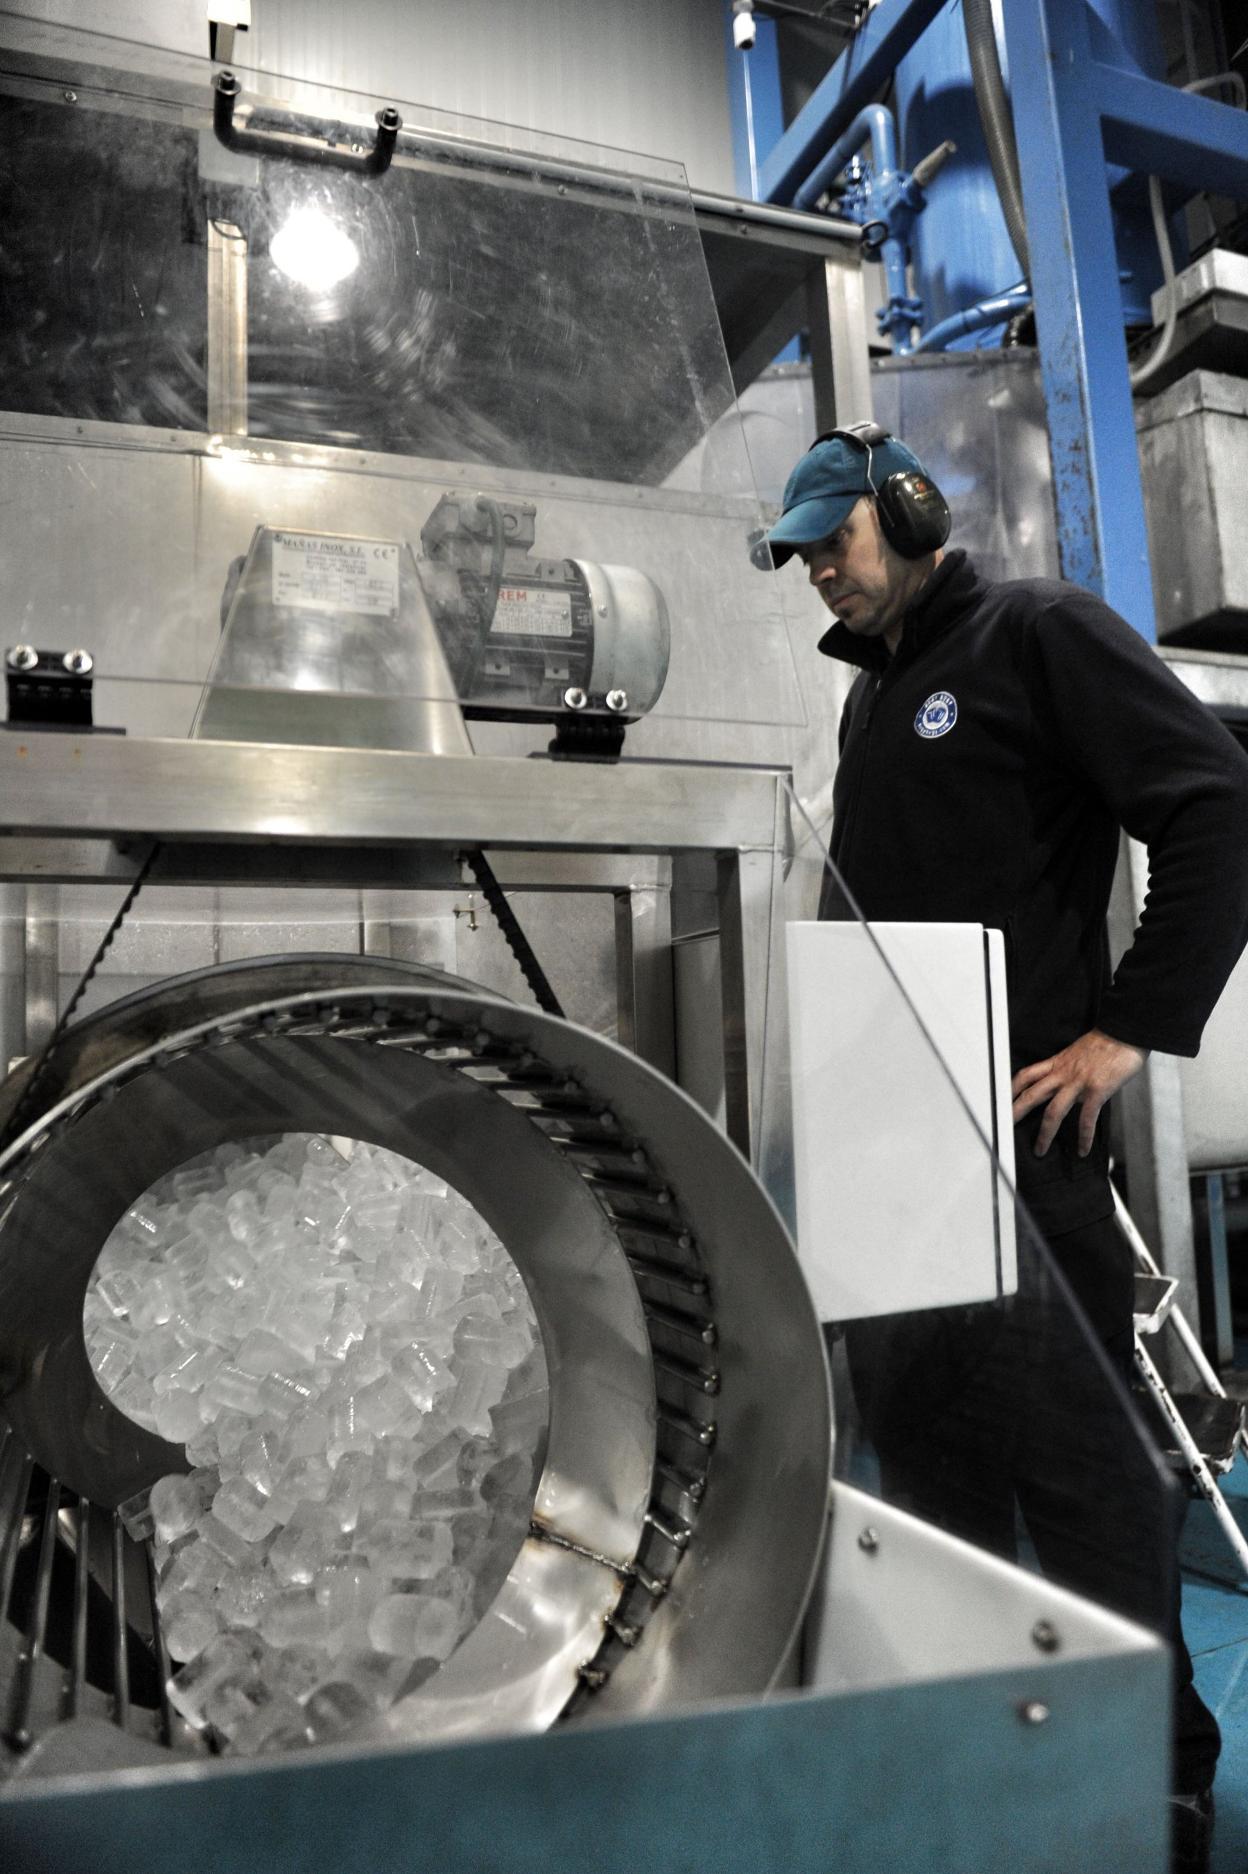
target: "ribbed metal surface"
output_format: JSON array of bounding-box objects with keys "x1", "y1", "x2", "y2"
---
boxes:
[{"x1": 247, "y1": 0, "x2": 736, "y2": 192}]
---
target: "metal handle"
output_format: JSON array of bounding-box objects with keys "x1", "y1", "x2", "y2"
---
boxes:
[{"x1": 213, "y1": 71, "x2": 401, "y2": 176}]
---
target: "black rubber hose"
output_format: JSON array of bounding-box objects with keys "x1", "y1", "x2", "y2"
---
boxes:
[
  {"x1": 963, "y1": 0, "x2": 1030, "y2": 281},
  {"x1": 462, "y1": 849, "x2": 566, "y2": 1020}
]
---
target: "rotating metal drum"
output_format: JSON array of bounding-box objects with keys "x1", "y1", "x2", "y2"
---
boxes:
[{"x1": 0, "y1": 956, "x2": 830, "y2": 1767}]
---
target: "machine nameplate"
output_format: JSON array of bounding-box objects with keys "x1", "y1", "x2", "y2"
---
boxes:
[
  {"x1": 492, "y1": 587, "x2": 574, "y2": 637},
  {"x1": 271, "y1": 532, "x2": 400, "y2": 616}
]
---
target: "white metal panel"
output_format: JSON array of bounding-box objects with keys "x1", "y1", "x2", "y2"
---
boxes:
[
  {"x1": 245, "y1": 0, "x2": 736, "y2": 193},
  {"x1": 786, "y1": 921, "x2": 1018, "y2": 1322},
  {"x1": 0, "y1": 1, "x2": 205, "y2": 55}
]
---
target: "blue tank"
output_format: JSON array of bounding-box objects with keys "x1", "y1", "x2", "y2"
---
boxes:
[{"x1": 894, "y1": 0, "x2": 1170, "y2": 344}]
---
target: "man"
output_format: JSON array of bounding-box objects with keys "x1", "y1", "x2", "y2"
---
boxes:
[{"x1": 762, "y1": 425, "x2": 1248, "y2": 1874}]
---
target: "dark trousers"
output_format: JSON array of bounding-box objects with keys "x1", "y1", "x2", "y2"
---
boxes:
[{"x1": 845, "y1": 1210, "x2": 1221, "y2": 1795}]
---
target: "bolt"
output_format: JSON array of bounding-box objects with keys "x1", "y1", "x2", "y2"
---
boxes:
[
  {"x1": 7, "y1": 645, "x2": 38, "y2": 672},
  {"x1": 62, "y1": 89, "x2": 78, "y2": 104},
  {"x1": 1031, "y1": 1619, "x2": 1060, "y2": 1655},
  {"x1": 562, "y1": 687, "x2": 588, "y2": 711},
  {"x1": 857, "y1": 1527, "x2": 880, "y2": 1554},
  {"x1": 1018, "y1": 1700, "x2": 1050, "y2": 1726},
  {"x1": 605, "y1": 689, "x2": 628, "y2": 713},
  {"x1": 62, "y1": 649, "x2": 93, "y2": 676},
  {"x1": 596, "y1": 603, "x2": 608, "y2": 617},
  {"x1": 558, "y1": 184, "x2": 567, "y2": 196}
]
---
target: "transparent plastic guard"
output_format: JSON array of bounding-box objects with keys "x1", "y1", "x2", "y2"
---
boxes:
[
  {"x1": 767, "y1": 781, "x2": 1180, "y2": 1650},
  {"x1": 0, "y1": 17, "x2": 804, "y2": 749}
]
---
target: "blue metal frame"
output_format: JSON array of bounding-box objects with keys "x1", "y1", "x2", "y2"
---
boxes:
[
  {"x1": 760, "y1": 0, "x2": 1248, "y2": 641},
  {"x1": 758, "y1": 0, "x2": 948, "y2": 204},
  {"x1": 1004, "y1": 0, "x2": 1248, "y2": 637}
]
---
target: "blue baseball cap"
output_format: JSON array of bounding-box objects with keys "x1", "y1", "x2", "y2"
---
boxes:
[{"x1": 759, "y1": 431, "x2": 931, "y2": 569}]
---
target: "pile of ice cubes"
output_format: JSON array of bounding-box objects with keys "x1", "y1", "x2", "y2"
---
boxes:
[{"x1": 84, "y1": 1132, "x2": 548, "y2": 1756}]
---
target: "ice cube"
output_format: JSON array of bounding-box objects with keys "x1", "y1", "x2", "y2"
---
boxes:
[
  {"x1": 363, "y1": 1518, "x2": 453, "y2": 1582},
  {"x1": 368, "y1": 1592, "x2": 460, "y2": 1662},
  {"x1": 154, "y1": 1391, "x2": 204, "y2": 1444},
  {"x1": 150, "y1": 1474, "x2": 202, "y2": 1544},
  {"x1": 216, "y1": 1563, "x2": 271, "y2": 1629},
  {"x1": 117, "y1": 1486, "x2": 155, "y2": 1543},
  {"x1": 162, "y1": 1589, "x2": 221, "y2": 1663},
  {"x1": 129, "y1": 1272, "x2": 176, "y2": 1332},
  {"x1": 227, "y1": 1691, "x2": 310, "y2": 1757},
  {"x1": 93, "y1": 1337, "x2": 135, "y2": 1391},
  {"x1": 213, "y1": 1477, "x2": 281, "y2": 1543},
  {"x1": 258, "y1": 1371, "x2": 317, "y2": 1419},
  {"x1": 199, "y1": 1511, "x2": 261, "y2": 1570},
  {"x1": 269, "y1": 1506, "x2": 337, "y2": 1587},
  {"x1": 353, "y1": 1375, "x2": 413, "y2": 1438},
  {"x1": 326, "y1": 1397, "x2": 373, "y2": 1468},
  {"x1": 111, "y1": 1372, "x2": 158, "y2": 1430},
  {"x1": 167, "y1": 1633, "x2": 251, "y2": 1730},
  {"x1": 391, "y1": 1345, "x2": 454, "y2": 1412},
  {"x1": 303, "y1": 1679, "x2": 375, "y2": 1743},
  {"x1": 267, "y1": 1454, "x2": 333, "y2": 1523},
  {"x1": 314, "y1": 1559, "x2": 378, "y2": 1627},
  {"x1": 239, "y1": 1428, "x2": 280, "y2": 1497},
  {"x1": 259, "y1": 1587, "x2": 329, "y2": 1649},
  {"x1": 357, "y1": 1480, "x2": 415, "y2": 1527},
  {"x1": 326, "y1": 1450, "x2": 373, "y2": 1534}
]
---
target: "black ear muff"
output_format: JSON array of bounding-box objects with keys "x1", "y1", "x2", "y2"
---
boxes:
[
  {"x1": 874, "y1": 470, "x2": 952, "y2": 559},
  {"x1": 808, "y1": 423, "x2": 951, "y2": 560}
]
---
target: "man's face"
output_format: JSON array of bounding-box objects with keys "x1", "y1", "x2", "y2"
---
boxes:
[{"x1": 798, "y1": 496, "x2": 907, "y2": 641}]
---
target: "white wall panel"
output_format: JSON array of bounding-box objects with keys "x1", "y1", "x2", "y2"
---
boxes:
[
  {"x1": 246, "y1": 0, "x2": 736, "y2": 191},
  {"x1": 9, "y1": 0, "x2": 736, "y2": 191}
]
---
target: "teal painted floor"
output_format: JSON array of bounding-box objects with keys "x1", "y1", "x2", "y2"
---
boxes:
[{"x1": 1180, "y1": 1450, "x2": 1248, "y2": 1873}]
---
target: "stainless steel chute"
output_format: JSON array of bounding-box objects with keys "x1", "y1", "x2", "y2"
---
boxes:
[{"x1": 0, "y1": 957, "x2": 830, "y2": 1768}]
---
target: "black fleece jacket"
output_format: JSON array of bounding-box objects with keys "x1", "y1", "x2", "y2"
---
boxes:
[{"x1": 818, "y1": 550, "x2": 1248, "y2": 1071}]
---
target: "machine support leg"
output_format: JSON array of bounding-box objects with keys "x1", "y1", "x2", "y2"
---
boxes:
[
  {"x1": 716, "y1": 809, "x2": 793, "y2": 1226},
  {"x1": 806, "y1": 251, "x2": 874, "y2": 433},
  {"x1": 207, "y1": 218, "x2": 249, "y2": 439},
  {"x1": 1204, "y1": 1172, "x2": 1234, "y2": 1371},
  {"x1": 22, "y1": 885, "x2": 59, "y2": 1057},
  {"x1": 613, "y1": 885, "x2": 675, "y2": 1080}
]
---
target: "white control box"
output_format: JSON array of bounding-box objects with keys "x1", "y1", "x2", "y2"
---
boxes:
[{"x1": 786, "y1": 922, "x2": 1017, "y2": 1322}]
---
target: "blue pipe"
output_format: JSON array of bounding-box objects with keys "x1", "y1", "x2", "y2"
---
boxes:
[
  {"x1": 792, "y1": 104, "x2": 922, "y2": 351},
  {"x1": 792, "y1": 104, "x2": 898, "y2": 211},
  {"x1": 912, "y1": 286, "x2": 1032, "y2": 353}
]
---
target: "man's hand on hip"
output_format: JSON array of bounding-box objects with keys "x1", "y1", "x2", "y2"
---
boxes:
[{"x1": 1011, "y1": 1029, "x2": 1148, "y2": 1158}]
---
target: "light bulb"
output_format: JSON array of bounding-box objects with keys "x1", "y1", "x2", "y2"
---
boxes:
[{"x1": 270, "y1": 204, "x2": 359, "y2": 293}]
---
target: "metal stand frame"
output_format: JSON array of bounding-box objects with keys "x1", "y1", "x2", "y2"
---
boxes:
[
  {"x1": 1116, "y1": 1185, "x2": 1248, "y2": 1585},
  {"x1": 0, "y1": 735, "x2": 793, "y2": 1195}
]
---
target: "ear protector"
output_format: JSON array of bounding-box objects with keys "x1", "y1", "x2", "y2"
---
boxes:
[{"x1": 811, "y1": 421, "x2": 952, "y2": 560}]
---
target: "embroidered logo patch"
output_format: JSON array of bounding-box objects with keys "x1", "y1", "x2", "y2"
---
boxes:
[{"x1": 914, "y1": 691, "x2": 957, "y2": 739}]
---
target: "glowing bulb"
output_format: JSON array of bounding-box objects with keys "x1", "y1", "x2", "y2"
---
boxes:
[{"x1": 270, "y1": 204, "x2": 359, "y2": 293}]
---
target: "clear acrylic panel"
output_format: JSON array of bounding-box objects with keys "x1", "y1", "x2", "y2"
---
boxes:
[
  {"x1": 767, "y1": 782, "x2": 1183, "y2": 1667},
  {"x1": 0, "y1": 16, "x2": 803, "y2": 748}
]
